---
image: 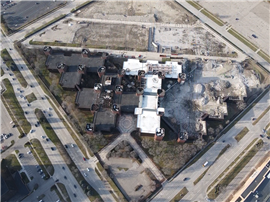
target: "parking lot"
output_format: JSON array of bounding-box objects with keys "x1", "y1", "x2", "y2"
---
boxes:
[
  {"x1": 1, "y1": 101, "x2": 20, "y2": 152},
  {"x1": 1, "y1": 1, "x2": 65, "y2": 30}
]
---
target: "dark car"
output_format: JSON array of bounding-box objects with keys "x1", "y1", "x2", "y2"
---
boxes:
[
  {"x1": 62, "y1": 167, "x2": 65, "y2": 170},
  {"x1": 35, "y1": 124, "x2": 38, "y2": 127},
  {"x1": 64, "y1": 176, "x2": 67, "y2": 179},
  {"x1": 27, "y1": 103, "x2": 31, "y2": 107},
  {"x1": 30, "y1": 85, "x2": 34, "y2": 88},
  {"x1": 12, "y1": 124, "x2": 16, "y2": 128},
  {"x1": 73, "y1": 194, "x2": 77, "y2": 198},
  {"x1": 83, "y1": 157, "x2": 86, "y2": 161},
  {"x1": 252, "y1": 34, "x2": 257, "y2": 38},
  {"x1": 55, "y1": 179, "x2": 59, "y2": 182},
  {"x1": 235, "y1": 18, "x2": 239, "y2": 20},
  {"x1": 74, "y1": 185, "x2": 77, "y2": 188},
  {"x1": 21, "y1": 66, "x2": 23, "y2": 69},
  {"x1": 65, "y1": 144, "x2": 68, "y2": 149},
  {"x1": 267, "y1": 136, "x2": 270, "y2": 139},
  {"x1": 183, "y1": 178, "x2": 189, "y2": 181},
  {"x1": 41, "y1": 97, "x2": 45, "y2": 100},
  {"x1": 25, "y1": 111, "x2": 28, "y2": 115},
  {"x1": 46, "y1": 138, "x2": 50, "y2": 142},
  {"x1": 51, "y1": 147, "x2": 55, "y2": 151},
  {"x1": 260, "y1": 134, "x2": 264, "y2": 138}
]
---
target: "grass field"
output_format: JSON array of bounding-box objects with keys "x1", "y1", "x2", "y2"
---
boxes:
[
  {"x1": 170, "y1": 187, "x2": 189, "y2": 202},
  {"x1": 2, "y1": 154, "x2": 22, "y2": 174},
  {"x1": 252, "y1": 106, "x2": 270, "y2": 125},
  {"x1": 234, "y1": 127, "x2": 249, "y2": 142},
  {"x1": 207, "y1": 139, "x2": 263, "y2": 199},
  {"x1": 258, "y1": 50, "x2": 270, "y2": 63},
  {"x1": 2, "y1": 79, "x2": 31, "y2": 133},
  {"x1": 25, "y1": 93, "x2": 37, "y2": 103},
  {"x1": 1, "y1": 49, "x2": 28, "y2": 87}
]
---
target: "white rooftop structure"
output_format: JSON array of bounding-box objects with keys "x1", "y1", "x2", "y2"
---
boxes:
[
  {"x1": 134, "y1": 74, "x2": 164, "y2": 134},
  {"x1": 123, "y1": 59, "x2": 182, "y2": 79}
]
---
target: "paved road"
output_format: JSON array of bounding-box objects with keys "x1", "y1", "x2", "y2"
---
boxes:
[
  {"x1": 7, "y1": 1, "x2": 81, "y2": 42},
  {"x1": 152, "y1": 91, "x2": 270, "y2": 201},
  {"x1": 1, "y1": 33, "x2": 115, "y2": 202},
  {"x1": 175, "y1": 0, "x2": 270, "y2": 72},
  {"x1": 1, "y1": 63, "x2": 89, "y2": 202}
]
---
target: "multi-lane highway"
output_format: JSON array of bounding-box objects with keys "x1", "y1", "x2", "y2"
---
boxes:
[
  {"x1": 175, "y1": 0, "x2": 270, "y2": 72},
  {"x1": 152, "y1": 90, "x2": 270, "y2": 201}
]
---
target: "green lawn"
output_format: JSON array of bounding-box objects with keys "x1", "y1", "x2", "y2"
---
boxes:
[
  {"x1": 207, "y1": 139, "x2": 263, "y2": 199},
  {"x1": 201, "y1": 9, "x2": 224, "y2": 26},
  {"x1": 25, "y1": 93, "x2": 37, "y2": 103},
  {"x1": 1, "y1": 49, "x2": 28, "y2": 87},
  {"x1": 258, "y1": 50, "x2": 270, "y2": 63},
  {"x1": 2, "y1": 154, "x2": 22, "y2": 174},
  {"x1": 170, "y1": 187, "x2": 189, "y2": 202},
  {"x1": 253, "y1": 106, "x2": 270, "y2": 125},
  {"x1": 30, "y1": 138, "x2": 54, "y2": 176},
  {"x1": 235, "y1": 127, "x2": 249, "y2": 142},
  {"x1": 186, "y1": 0, "x2": 202, "y2": 10},
  {"x1": 1, "y1": 79, "x2": 31, "y2": 133}
]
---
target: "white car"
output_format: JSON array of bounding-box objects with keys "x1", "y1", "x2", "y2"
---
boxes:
[
  {"x1": 27, "y1": 151, "x2": 32, "y2": 154},
  {"x1": 71, "y1": 144, "x2": 74, "y2": 148},
  {"x1": 30, "y1": 129, "x2": 34, "y2": 133},
  {"x1": 87, "y1": 168, "x2": 90, "y2": 172},
  {"x1": 83, "y1": 173, "x2": 87, "y2": 177}
]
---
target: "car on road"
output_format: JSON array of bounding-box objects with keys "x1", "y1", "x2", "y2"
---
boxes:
[
  {"x1": 25, "y1": 111, "x2": 28, "y2": 115},
  {"x1": 87, "y1": 168, "x2": 91, "y2": 171},
  {"x1": 41, "y1": 97, "x2": 45, "y2": 100},
  {"x1": 260, "y1": 134, "x2": 264, "y2": 138},
  {"x1": 41, "y1": 175, "x2": 46, "y2": 179},
  {"x1": 21, "y1": 66, "x2": 23, "y2": 69},
  {"x1": 41, "y1": 136, "x2": 46, "y2": 139},
  {"x1": 252, "y1": 34, "x2": 258, "y2": 38},
  {"x1": 27, "y1": 150, "x2": 32, "y2": 154},
  {"x1": 30, "y1": 85, "x2": 34, "y2": 88},
  {"x1": 64, "y1": 145, "x2": 68, "y2": 148},
  {"x1": 9, "y1": 73, "x2": 13, "y2": 76},
  {"x1": 183, "y1": 177, "x2": 189, "y2": 181},
  {"x1": 262, "y1": 129, "x2": 266, "y2": 133},
  {"x1": 267, "y1": 136, "x2": 270, "y2": 139},
  {"x1": 62, "y1": 167, "x2": 65, "y2": 170},
  {"x1": 222, "y1": 140, "x2": 225, "y2": 143},
  {"x1": 30, "y1": 129, "x2": 34, "y2": 133},
  {"x1": 27, "y1": 103, "x2": 31, "y2": 107},
  {"x1": 235, "y1": 18, "x2": 239, "y2": 20},
  {"x1": 83, "y1": 157, "x2": 86, "y2": 161},
  {"x1": 73, "y1": 193, "x2": 77, "y2": 198},
  {"x1": 12, "y1": 78, "x2": 16, "y2": 80},
  {"x1": 203, "y1": 161, "x2": 209, "y2": 167},
  {"x1": 36, "y1": 165, "x2": 40, "y2": 169},
  {"x1": 12, "y1": 124, "x2": 16, "y2": 128},
  {"x1": 71, "y1": 144, "x2": 74, "y2": 148},
  {"x1": 35, "y1": 124, "x2": 38, "y2": 127},
  {"x1": 48, "y1": 114, "x2": 52, "y2": 117},
  {"x1": 83, "y1": 173, "x2": 87, "y2": 177},
  {"x1": 46, "y1": 138, "x2": 50, "y2": 142},
  {"x1": 51, "y1": 147, "x2": 55, "y2": 151},
  {"x1": 252, "y1": 117, "x2": 256, "y2": 121},
  {"x1": 37, "y1": 168, "x2": 41, "y2": 172},
  {"x1": 74, "y1": 185, "x2": 77, "y2": 188},
  {"x1": 64, "y1": 176, "x2": 67, "y2": 179}
]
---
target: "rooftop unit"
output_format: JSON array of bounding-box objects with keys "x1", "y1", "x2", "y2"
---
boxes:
[{"x1": 154, "y1": 127, "x2": 165, "y2": 141}]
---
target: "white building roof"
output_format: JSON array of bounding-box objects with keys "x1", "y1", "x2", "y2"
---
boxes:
[
  {"x1": 137, "y1": 109, "x2": 161, "y2": 134},
  {"x1": 123, "y1": 59, "x2": 182, "y2": 79},
  {"x1": 144, "y1": 74, "x2": 162, "y2": 93}
]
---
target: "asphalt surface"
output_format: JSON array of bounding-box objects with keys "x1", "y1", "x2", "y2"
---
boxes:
[
  {"x1": 1, "y1": 33, "x2": 115, "y2": 202},
  {"x1": 152, "y1": 90, "x2": 270, "y2": 202},
  {"x1": 1, "y1": 1, "x2": 64, "y2": 30},
  {"x1": 175, "y1": 1, "x2": 270, "y2": 72}
]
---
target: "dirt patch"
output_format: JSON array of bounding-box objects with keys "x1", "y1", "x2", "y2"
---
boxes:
[{"x1": 73, "y1": 23, "x2": 148, "y2": 51}]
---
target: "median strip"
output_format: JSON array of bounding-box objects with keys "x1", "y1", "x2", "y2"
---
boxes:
[
  {"x1": 207, "y1": 139, "x2": 263, "y2": 199},
  {"x1": 234, "y1": 127, "x2": 249, "y2": 142},
  {"x1": 170, "y1": 187, "x2": 188, "y2": 202},
  {"x1": 1, "y1": 79, "x2": 31, "y2": 133}
]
